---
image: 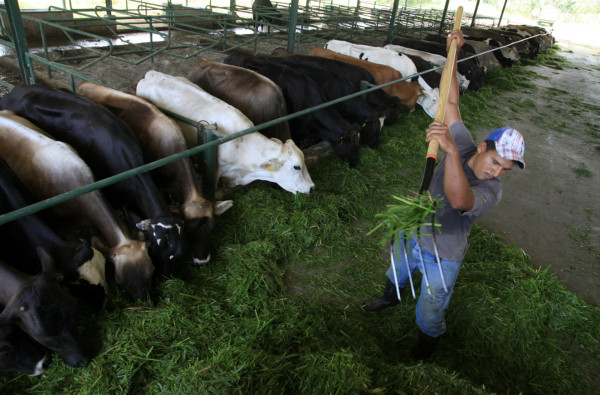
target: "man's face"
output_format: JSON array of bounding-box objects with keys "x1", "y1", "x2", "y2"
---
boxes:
[{"x1": 469, "y1": 141, "x2": 515, "y2": 180}]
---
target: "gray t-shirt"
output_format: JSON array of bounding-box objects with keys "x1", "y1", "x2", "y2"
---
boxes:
[{"x1": 418, "y1": 121, "x2": 502, "y2": 261}]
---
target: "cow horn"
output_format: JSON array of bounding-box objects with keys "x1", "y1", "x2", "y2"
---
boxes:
[
  {"x1": 136, "y1": 219, "x2": 152, "y2": 231},
  {"x1": 214, "y1": 200, "x2": 234, "y2": 215}
]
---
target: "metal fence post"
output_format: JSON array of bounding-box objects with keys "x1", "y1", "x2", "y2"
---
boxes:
[
  {"x1": 386, "y1": 0, "x2": 400, "y2": 43},
  {"x1": 438, "y1": 0, "x2": 450, "y2": 36},
  {"x1": 287, "y1": 0, "x2": 300, "y2": 52},
  {"x1": 4, "y1": 0, "x2": 34, "y2": 85},
  {"x1": 198, "y1": 122, "x2": 219, "y2": 201}
]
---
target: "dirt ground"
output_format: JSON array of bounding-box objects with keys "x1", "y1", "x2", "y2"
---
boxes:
[
  {"x1": 0, "y1": 35, "x2": 598, "y2": 305},
  {"x1": 474, "y1": 48, "x2": 600, "y2": 306}
]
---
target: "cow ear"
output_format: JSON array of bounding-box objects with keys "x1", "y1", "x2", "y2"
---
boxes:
[
  {"x1": 36, "y1": 247, "x2": 57, "y2": 275},
  {"x1": 261, "y1": 159, "x2": 283, "y2": 172},
  {"x1": 270, "y1": 137, "x2": 283, "y2": 145},
  {"x1": 0, "y1": 310, "x2": 13, "y2": 326},
  {"x1": 91, "y1": 236, "x2": 110, "y2": 256},
  {"x1": 214, "y1": 200, "x2": 233, "y2": 215}
]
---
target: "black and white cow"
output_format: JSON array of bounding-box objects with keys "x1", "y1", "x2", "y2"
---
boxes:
[
  {"x1": 252, "y1": 0, "x2": 285, "y2": 32},
  {"x1": 0, "y1": 321, "x2": 48, "y2": 376},
  {"x1": 0, "y1": 261, "x2": 89, "y2": 368},
  {"x1": 0, "y1": 158, "x2": 106, "y2": 307},
  {"x1": 0, "y1": 110, "x2": 154, "y2": 300},
  {"x1": 1, "y1": 84, "x2": 184, "y2": 278},
  {"x1": 76, "y1": 82, "x2": 234, "y2": 267}
]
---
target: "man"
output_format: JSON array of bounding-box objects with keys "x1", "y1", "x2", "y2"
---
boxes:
[{"x1": 362, "y1": 30, "x2": 526, "y2": 359}]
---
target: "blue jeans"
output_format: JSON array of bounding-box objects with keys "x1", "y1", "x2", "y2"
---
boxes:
[{"x1": 386, "y1": 235, "x2": 462, "y2": 338}]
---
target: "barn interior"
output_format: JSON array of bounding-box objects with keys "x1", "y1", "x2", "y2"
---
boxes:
[{"x1": 3, "y1": 1, "x2": 598, "y2": 394}]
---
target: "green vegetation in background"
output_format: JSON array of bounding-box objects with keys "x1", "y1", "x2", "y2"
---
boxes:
[{"x1": 1, "y1": 47, "x2": 599, "y2": 395}]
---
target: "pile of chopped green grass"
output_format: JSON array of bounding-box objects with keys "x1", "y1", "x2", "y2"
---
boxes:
[{"x1": 2, "y1": 47, "x2": 599, "y2": 395}]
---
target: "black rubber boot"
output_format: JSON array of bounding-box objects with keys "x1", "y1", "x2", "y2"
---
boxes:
[
  {"x1": 361, "y1": 279, "x2": 401, "y2": 312},
  {"x1": 413, "y1": 331, "x2": 439, "y2": 360}
]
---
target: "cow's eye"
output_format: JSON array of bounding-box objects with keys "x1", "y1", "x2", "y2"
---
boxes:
[{"x1": 293, "y1": 165, "x2": 301, "y2": 171}]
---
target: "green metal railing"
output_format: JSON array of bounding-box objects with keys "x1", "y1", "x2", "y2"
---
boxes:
[{"x1": 0, "y1": 0, "x2": 526, "y2": 227}]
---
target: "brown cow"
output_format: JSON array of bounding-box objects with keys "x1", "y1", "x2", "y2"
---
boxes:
[
  {"x1": 76, "y1": 82, "x2": 233, "y2": 266},
  {"x1": 309, "y1": 47, "x2": 423, "y2": 112},
  {"x1": 0, "y1": 110, "x2": 153, "y2": 300},
  {"x1": 189, "y1": 60, "x2": 291, "y2": 142}
]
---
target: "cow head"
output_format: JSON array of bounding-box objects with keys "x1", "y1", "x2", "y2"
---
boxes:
[
  {"x1": 135, "y1": 216, "x2": 184, "y2": 278},
  {"x1": 331, "y1": 125, "x2": 360, "y2": 167},
  {"x1": 180, "y1": 200, "x2": 233, "y2": 266},
  {"x1": 107, "y1": 240, "x2": 154, "y2": 301},
  {"x1": 0, "y1": 269, "x2": 89, "y2": 368},
  {"x1": 38, "y1": 243, "x2": 107, "y2": 310},
  {"x1": 0, "y1": 322, "x2": 48, "y2": 376},
  {"x1": 359, "y1": 114, "x2": 385, "y2": 149},
  {"x1": 261, "y1": 139, "x2": 315, "y2": 194}
]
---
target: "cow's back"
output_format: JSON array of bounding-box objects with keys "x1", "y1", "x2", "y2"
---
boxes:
[{"x1": 189, "y1": 61, "x2": 291, "y2": 141}]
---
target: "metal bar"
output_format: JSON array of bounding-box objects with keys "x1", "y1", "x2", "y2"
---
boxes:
[
  {"x1": 390, "y1": 243, "x2": 402, "y2": 301},
  {"x1": 403, "y1": 238, "x2": 416, "y2": 298},
  {"x1": 287, "y1": 0, "x2": 300, "y2": 52},
  {"x1": 437, "y1": 0, "x2": 450, "y2": 36},
  {"x1": 386, "y1": 0, "x2": 399, "y2": 43},
  {"x1": 430, "y1": 213, "x2": 448, "y2": 292},
  {"x1": 202, "y1": 124, "x2": 218, "y2": 202},
  {"x1": 415, "y1": 235, "x2": 432, "y2": 295},
  {"x1": 498, "y1": 0, "x2": 509, "y2": 26},
  {"x1": 4, "y1": 0, "x2": 34, "y2": 84},
  {"x1": 471, "y1": 0, "x2": 481, "y2": 27}
]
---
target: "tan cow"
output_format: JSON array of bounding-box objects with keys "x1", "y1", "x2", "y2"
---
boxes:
[
  {"x1": 76, "y1": 82, "x2": 233, "y2": 266},
  {"x1": 0, "y1": 110, "x2": 153, "y2": 300}
]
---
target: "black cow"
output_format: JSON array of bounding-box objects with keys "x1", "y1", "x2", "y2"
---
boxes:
[
  {"x1": 1, "y1": 84, "x2": 184, "y2": 278},
  {"x1": 257, "y1": 56, "x2": 384, "y2": 148},
  {"x1": 252, "y1": 0, "x2": 285, "y2": 32},
  {"x1": 0, "y1": 261, "x2": 89, "y2": 368},
  {"x1": 225, "y1": 52, "x2": 361, "y2": 167},
  {"x1": 402, "y1": 53, "x2": 441, "y2": 91},
  {"x1": 271, "y1": 47, "x2": 403, "y2": 125},
  {"x1": 0, "y1": 158, "x2": 106, "y2": 308},
  {"x1": 0, "y1": 322, "x2": 48, "y2": 376}
]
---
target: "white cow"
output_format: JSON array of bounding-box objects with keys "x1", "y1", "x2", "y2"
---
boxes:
[
  {"x1": 326, "y1": 39, "x2": 420, "y2": 81},
  {"x1": 325, "y1": 40, "x2": 445, "y2": 118},
  {"x1": 383, "y1": 43, "x2": 471, "y2": 90},
  {"x1": 136, "y1": 70, "x2": 314, "y2": 195}
]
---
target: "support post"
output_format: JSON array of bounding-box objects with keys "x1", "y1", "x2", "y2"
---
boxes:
[
  {"x1": 438, "y1": 0, "x2": 451, "y2": 36},
  {"x1": 199, "y1": 122, "x2": 219, "y2": 202},
  {"x1": 4, "y1": 0, "x2": 34, "y2": 85},
  {"x1": 498, "y1": 0, "x2": 508, "y2": 26},
  {"x1": 386, "y1": 0, "x2": 400, "y2": 43},
  {"x1": 470, "y1": 0, "x2": 481, "y2": 27},
  {"x1": 287, "y1": 0, "x2": 299, "y2": 52}
]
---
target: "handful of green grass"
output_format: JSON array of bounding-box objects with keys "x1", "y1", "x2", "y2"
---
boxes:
[{"x1": 368, "y1": 192, "x2": 443, "y2": 244}]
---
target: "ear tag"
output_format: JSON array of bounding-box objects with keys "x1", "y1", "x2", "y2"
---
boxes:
[{"x1": 268, "y1": 165, "x2": 276, "y2": 172}]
